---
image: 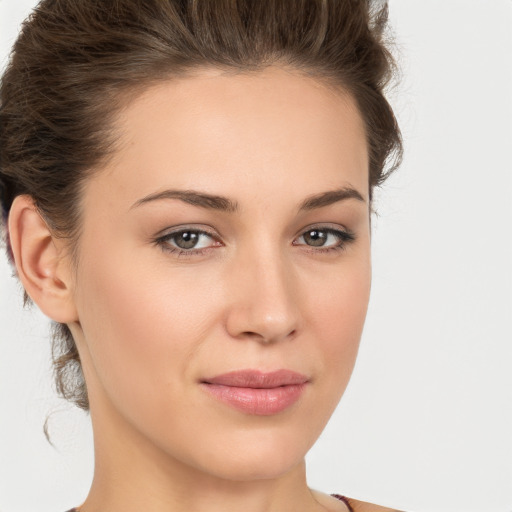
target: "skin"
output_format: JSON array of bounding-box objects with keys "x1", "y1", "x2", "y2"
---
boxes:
[{"x1": 9, "y1": 66, "x2": 397, "y2": 512}]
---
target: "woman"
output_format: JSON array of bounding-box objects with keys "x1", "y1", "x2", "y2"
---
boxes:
[{"x1": 0, "y1": 1, "x2": 403, "y2": 511}]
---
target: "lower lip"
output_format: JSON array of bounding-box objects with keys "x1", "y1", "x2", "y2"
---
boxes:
[{"x1": 200, "y1": 383, "x2": 307, "y2": 415}]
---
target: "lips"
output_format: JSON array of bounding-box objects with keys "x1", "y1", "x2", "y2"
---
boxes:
[
  {"x1": 200, "y1": 369, "x2": 309, "y2": 415},
  {"x1": 202, "y1": 369, "x2": 309, "y2": 388}
]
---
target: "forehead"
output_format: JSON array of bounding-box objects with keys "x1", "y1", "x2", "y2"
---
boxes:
[{"x1": 90, "y1": 66, "x2": 369, "y2": 208}]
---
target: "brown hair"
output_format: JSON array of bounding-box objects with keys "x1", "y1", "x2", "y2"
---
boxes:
[{"x1": 0, "y1": 0, "x2": 402, "y2": 411}]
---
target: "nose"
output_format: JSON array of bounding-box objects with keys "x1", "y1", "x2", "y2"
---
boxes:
[{"x1": 224, "y1": 245, "x2": 300, "y2": 345}]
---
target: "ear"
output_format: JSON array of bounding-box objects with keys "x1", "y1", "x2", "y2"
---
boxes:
[{"x1": 8, "y1": 195, "x2": 78, "y2": 324}]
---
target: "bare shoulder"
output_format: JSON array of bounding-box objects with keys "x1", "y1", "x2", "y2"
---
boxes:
[
  {"x1": 347, "y1": 497, "x2": 405, "y2": 512},
  {"x1": 309, "y1": 489, "x2": 404, "y2": 512},
  {"x1": 309, "y1": 489, "x2": 353, "y2": 511}
]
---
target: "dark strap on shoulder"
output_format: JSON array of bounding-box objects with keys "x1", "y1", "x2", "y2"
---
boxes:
[
  {"x1": 68, "y1": 498, "x2": 353, "y2": 512},
  {"x1": 331, "y1": 494, "x2": 354, "y2": 512}
]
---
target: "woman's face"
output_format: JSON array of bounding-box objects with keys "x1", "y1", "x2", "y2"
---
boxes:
[{"x1": 69, "y1": 66, "x2": 371, "y2": 481}]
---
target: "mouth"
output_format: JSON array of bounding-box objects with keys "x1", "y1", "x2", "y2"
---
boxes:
[
  {"x1": 200, "y1": 369, "x2": 309, "y2": 415},
  {"x1": 201, "y1": 368, "x2": 309, "y2": 388}
]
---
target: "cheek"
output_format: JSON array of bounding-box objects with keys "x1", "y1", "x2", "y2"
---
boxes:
[
  {"x1": 304, "y1": 253, "x2": 371, "y2": 383},
  {"x1": 73, "y1": 249, "x2": 222, "y2": 411},
  {"x1": 308, "y1": 252, "x2": 370, "y2": 336}
]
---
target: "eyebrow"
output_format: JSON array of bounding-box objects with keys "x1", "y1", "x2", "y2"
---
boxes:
[
  {"x1": 131, "y1": 186, "x2": 365, "y2": 213},
  {"x1": 131, "y1": 189, "x2": 239, "y2": 212},
  {"x1": 298, "y1": 187, "x2": 365, "y2": 210}
]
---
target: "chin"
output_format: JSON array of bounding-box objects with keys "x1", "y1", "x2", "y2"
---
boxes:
[{"x1": 182, "y1": 429, "x2": 311, "y2": 482}]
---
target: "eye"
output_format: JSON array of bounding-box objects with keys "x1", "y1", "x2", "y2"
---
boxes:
[
  {"x1": 155, "y1": 228, "x2": 219, "y2": 255},
  {"x1": 294, "y1": 227, "x2": 355, "y2": 252}
]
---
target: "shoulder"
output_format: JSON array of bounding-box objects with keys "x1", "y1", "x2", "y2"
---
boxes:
[
  {"x1": 345, "y1": 497, "x2": 404, "y2": 512},
  {"x1": 310, "y1": 490, "x2": 403, "y2": 512}
]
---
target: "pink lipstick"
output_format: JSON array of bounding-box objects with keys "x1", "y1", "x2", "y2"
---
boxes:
[{"x1": 200, "y1": 369, "x2": 309, "y2": 415}]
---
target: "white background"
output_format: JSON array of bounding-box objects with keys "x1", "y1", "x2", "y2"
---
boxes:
[{"x1": 1, "y1": 1, "x2": 511, "y2": 511}]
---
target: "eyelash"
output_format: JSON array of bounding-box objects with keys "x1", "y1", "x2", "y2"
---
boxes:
[
  {"x1": 154, "y1": 228, "x2": 221, "y2": 258},
  {"x1": 293, "y1": 227, "x2": 355, "y2": 255},
  {"x1": 154, "y1": 226, "x2": 355, "y2": 258}
]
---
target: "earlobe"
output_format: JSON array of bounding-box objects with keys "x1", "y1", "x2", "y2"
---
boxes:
[{"x1": 8, "y1": 195, "x2": 78, "y2": 324}]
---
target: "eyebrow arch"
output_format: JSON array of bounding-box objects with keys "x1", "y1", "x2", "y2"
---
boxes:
[
  {"x1": 298, "y1": 186, "x2": 366, "y2": 211},
  {"x1": 131, "y1": 189, "x2": 239, "y2": 212},
  {"x1": 130, "y1": 186, "x2": 365, "y2": 213}
]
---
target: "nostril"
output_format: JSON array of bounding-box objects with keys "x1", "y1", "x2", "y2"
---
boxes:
[{"x1": 240, "y1": 328, "x2": 297, "y2": 344}]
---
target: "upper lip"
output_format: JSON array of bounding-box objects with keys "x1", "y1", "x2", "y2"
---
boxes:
[{"x1": 202, "y1": 369, "x2": 309, "y2": 388}]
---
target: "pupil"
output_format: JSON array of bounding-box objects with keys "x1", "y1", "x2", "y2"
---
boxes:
[
  {"x1": 305, "y1": 230, "x2": 326, "y2": 246},
  {"x1": 176, "y1": 231, "x2": 198, "y2": 249}
]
